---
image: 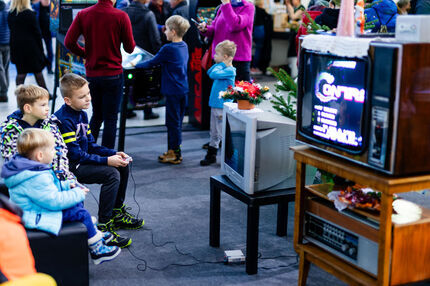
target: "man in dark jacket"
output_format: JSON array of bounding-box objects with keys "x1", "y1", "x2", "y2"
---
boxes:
[
  {"x1": 0, "y1": 0, "x2": 10, "y2": 102},
  {"x1": 170, "y1": 0, "x2": 188, "y2": 18},
  {"x1": 123, "y1": 0, "x2": 161, "y2": 119},
  {"x1": 148, "y1": 0, "x2": 171, "y2": 44}
]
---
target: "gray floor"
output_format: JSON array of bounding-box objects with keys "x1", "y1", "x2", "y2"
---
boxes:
[{"x1": 82, "y1": 127, "x2": 430, "y2": 286}]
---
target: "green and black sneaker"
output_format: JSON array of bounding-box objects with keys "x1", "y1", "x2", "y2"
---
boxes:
[
  {"x1": 112, "y1": 204, "x2": 144, "y2": 230},
  {"x1": 97, "y1": 220, "x2": 132, "y2": 248}
]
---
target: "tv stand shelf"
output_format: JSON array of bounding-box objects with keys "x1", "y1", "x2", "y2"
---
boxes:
[{"x1": 292, "y1": 145, "x2": 430, "y2": 286}]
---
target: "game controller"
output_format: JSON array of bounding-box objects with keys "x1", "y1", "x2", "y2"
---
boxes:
[{"x1": 124, "y1": 156, "x2": 132, "y2": 163}]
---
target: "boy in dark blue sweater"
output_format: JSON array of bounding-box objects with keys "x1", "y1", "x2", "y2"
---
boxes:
[
  {"x1": 136, "y1": 15, "x2": 190, "y2": 164},
  {"x1": 54, "y1": 73, "x2": 144, "y2": 249}
]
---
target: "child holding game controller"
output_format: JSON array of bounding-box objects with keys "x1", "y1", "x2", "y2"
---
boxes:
[{"x1": 55, "y1": 73, "x2": 143, "y2": 249}]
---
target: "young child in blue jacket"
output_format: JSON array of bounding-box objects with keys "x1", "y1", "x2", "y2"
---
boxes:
[
  {"x1": 200, "y1": 40, "x2": 236, "y2": 166},
  {"x1": 136, "y1": 15, "x2": 190, "y2": 164},
  {"x1": 1, "y1": 129, "x2": 121, "y2": 265}
]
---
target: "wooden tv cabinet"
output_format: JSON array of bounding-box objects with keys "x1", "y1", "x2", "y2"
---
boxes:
[{"x1": 292, "y1": 146, "x2": 430, "y2": 286}]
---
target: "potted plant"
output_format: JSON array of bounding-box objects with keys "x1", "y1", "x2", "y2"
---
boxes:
[{"x1": 219, "y1": 81, "x2": 272, "y2": 110}]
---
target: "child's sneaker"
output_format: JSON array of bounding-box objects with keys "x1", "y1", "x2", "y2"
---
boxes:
[
  {"x1": 112, "y1": 204, "x2": 144, "y2": 230},
  {"x1": 92, "y1": 216, "x2": 114, "y2": 243},
  {"x1": 158, "y1": 149, "x2": 182, "y2": 164},
  {"x1": 88, "y1": 233, "x2": 121, "y2": 265},
  {"x1": 97, "y1": 220, "x2": 132, "y2": 248}
]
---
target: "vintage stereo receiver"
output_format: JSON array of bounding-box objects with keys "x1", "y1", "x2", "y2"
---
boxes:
[{"x1": 304, "y1": 212, "x2": 378, "y2": 275}]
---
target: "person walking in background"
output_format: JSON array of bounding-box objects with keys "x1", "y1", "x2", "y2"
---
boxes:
[
  {"x1": 148, "y1": 0, "x2": 171, "y2": 44},
  {"x1": 397, "y1": 0, "x2": 411, "y2": 14},
  {"x1": 170, "y1": 0, "x2": 188, "y2": 18},
  {"x1": 8, "y1": 0, "x2": 48, "y2": 92},
  {"x1": 251, "y1": 0, "x2": 272, "y2": 76},
  {"x1": 197, "y1": 0, "x2": 254, "y2": 82},
  {"x1": 0, "y1": 0, "x2": 10, "y2": 102},
  {"x1": 64, "y1": 0, "x2": 135, "y2": 149},
  {"x1": 123, "y1": 0, "x2": 161, "y2": 120},
  {"x1": 32, "y1": 0, "x2": 53, "y2": 74}
]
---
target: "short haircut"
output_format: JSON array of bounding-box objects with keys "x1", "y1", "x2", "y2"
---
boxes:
[
  {"x1": 165, "y1": 15, "x2": 190, "y2": 38},
  {"x1": 215, "y1": 40, "x2": 237, "y2": 58},
  {"x1": 397, "y1": 0, "x2": 410, "y2": 8},
  {"x1": 60, "y1": 73, "x2": 88, "y2": 99},
  {"x1": 15, "y1": 84, "x2": 49, "y2": 112},
  {"x1": 17, "y1": 128, "x2": 55, "y2": 159}
]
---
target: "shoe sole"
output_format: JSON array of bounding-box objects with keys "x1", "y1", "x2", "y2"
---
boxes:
[{"x1": 92, "y1": 248, "x2": 121, "y2": 265}]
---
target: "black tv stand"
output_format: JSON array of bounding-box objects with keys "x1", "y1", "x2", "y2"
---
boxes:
[{"x1": 209, "y1": 175, "x2": 296, "y2": 274}]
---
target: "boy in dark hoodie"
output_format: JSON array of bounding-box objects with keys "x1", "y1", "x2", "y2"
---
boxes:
[{"x1": 1, "y1": 128, "x2": 121, "y2": 265}]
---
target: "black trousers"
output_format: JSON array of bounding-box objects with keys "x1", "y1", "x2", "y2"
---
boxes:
[{"x1": 72, "y1": 164, "x2": 129, "y2": 223}]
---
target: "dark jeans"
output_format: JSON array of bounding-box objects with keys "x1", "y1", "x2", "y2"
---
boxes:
[
  {"x1": 42, "y1": 33, "x2": 53, "y2": 71},
  {"x1": 63, "y1": 204, "x2": 97, "y2": 238},
  {"x1": 71, "y1": 164, "x2": 129, "y2": 224},
  {"x1": 252, "y1": 25, "x2": 265, "y2": 69},
  {"x1": 88, "y1": 74, "x2": 124, "y2": 149},
  {"x1": 0, "y1": 45, "x2": 10, "y2": 97},
  {"x1": 233, "y1": 61, "x2": 251, "y2": 82},
  {"x1": 165, "y1": 93, "x2": 187, "y2": 150}
]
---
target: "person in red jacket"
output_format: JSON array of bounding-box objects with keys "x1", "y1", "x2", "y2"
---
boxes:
[{"x1": 64, "y1": 0, "x2": 135, "y2": 149}]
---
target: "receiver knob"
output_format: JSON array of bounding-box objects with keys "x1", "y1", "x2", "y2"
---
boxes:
[
  {"x1": 341, "y1": 244, "x2": 349, "y2": 252},
  {"x1": 348, "y1": 247, "x2": 357, "y2": 256}
]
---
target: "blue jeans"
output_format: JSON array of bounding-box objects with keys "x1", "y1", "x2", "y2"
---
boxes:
[
  {"x1": 233, "y1": 61, "x2": 251, "y2": 82},
  {"x1": 165, "y1": 93, "x2": 187, "y2": 150},
  {"x1": 63, "y1": 204, "x2": 97, "y2": 238},
  {"x1": 88, "y1": 74, "x2": 124, "y2": 149},
  {"x1": 252, "y1": 25, "x2": 265, "y2": 69}
]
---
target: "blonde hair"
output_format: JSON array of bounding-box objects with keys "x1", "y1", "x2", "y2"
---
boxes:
[
  {"x1": 60, "y1": 73, "x2": 88, "y2": 99},
  {"x1": 17, "y1": 128, "x2": 55, "y2": 159},
  {"x1": 15, "y1": 84, "x2": 49, "y2": 112},
  {"x1": 215, "y1": 40, "x2": 237, "y2": 58},
  {"x1": 9, "y1": 0, "x2": 32, "y2": 14},
  {"x1": 165, "y1": 15, "x2": 190, "y2": 38}
]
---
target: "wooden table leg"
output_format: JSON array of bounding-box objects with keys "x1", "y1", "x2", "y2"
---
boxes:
[
  {"x1": 294, "y1": 162, "x2": 307, "y2": 252},
  {"x1": 276, "y1": 198, "x2": 288, "y2": 237},
  {"x1": 246, "y1": 203, "x2": 260, "y2": 275},
  {"x1": 377, "y1": 193, "x2": 393, "y2": 286},
  {"x1": 209, "y1": 182, "x2": 221, "y2": 247},
  {"x1": 298, "y1": 249, "x2": 310, "y2": 286}
]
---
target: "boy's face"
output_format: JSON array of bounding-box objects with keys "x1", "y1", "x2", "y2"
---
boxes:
[
  {"x1": 213, "y1": 48, "x2": 230, "y2": 64},
  {"x1": 65, "y1": 84, "x2": 91, "y2": 111},
  {"x1": 164, "y1": 26, "x2": 175, "y2": 41},
  {"x1": 26, "y1": 98, "x2": 50, "y2": 120}
]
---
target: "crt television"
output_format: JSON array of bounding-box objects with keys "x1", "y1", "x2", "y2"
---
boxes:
[
  {"x1": 221, "y1": 103, "x2": 311, "y2": 195},
  {"x1": 297, "y1": 41, "x2": 430, "y2": 175}
]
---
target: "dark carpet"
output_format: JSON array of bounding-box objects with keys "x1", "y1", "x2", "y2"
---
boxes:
[{"x1": 83, "y1": 126, "x2": 429, "y2": 286}]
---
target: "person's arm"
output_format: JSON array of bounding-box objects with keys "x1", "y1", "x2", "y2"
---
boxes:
[
  {"x1": 0, "y1": 129, "x2": 19, "y2": 162},
  {"x1": 86, "y1": 130, "x2": 117, "y2": 157},
  {"x1": 208, "y1": 63, "x2": 236, "y2": 80},
  {"x1": 59, "y1": 119, "x2": 110, "y2": 165},
  {"x1": 25, "y1": 173, "x2": 85, "y2": 211},
  {"x1": 121, "y1": 13, "x2": 136, "y2": 53},
  {"x1": 220, "y1": 1, "x2": 254, "y2": 32},
  {"x1": 147, "y1": 12, "x2": 162, "y2": 53},
  {"x1": 28, "y1": 10, "x2": 44, "y2": 52},
  {"x1": 64, "y1": 12, "x2": 86, "y2": 57},
  {"x1": 135, "y1": 45, "x2": 168, "y2": 68},
  {"x1": 286, "y1": 1, "x2": 304, "y2": 21}
]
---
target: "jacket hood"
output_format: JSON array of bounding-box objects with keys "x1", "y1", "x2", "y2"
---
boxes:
[
  {"x1": 7, "y1": 109, "x2": 23, "y2": 121},
  {"x1": 1, "y1": 154, "x2": 51, "y2": 179}
]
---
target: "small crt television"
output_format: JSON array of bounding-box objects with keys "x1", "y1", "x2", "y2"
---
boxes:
[
  {"x1": 221, "y1": 103, "x2": 299, "y2": 195},
  {"x1": 297, "y1": 40, "x2": 430, "y2": 175}
]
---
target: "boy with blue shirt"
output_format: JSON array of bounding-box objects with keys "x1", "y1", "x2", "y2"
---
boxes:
[
  {"x1": 1, "y1": 129, "x2": 121, "y2": 265},
  {"x1": 136, "y1": 15, "x2": 190, "y2": 164},
  {"x1": 200, "y1": 40, "x2": 236, "y2": 166},
  {"x1": 54, "y1": 73, "x2": 143, "y2": 249}
]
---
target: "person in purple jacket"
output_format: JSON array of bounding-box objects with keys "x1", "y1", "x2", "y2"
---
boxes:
[{"x1": 197, "y1": 0, "x2": 254, "y2": 81}]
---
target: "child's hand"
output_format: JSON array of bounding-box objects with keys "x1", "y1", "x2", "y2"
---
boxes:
[
  {"x1": 82, "y1": 187, "x2": 90, "y2": 195},
  {"x1": 117, "y1": 152, "x2": 133, "y2": 163},
  {"x1": 108, "y1": 155, "x2": 128, "y2": 167}
]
